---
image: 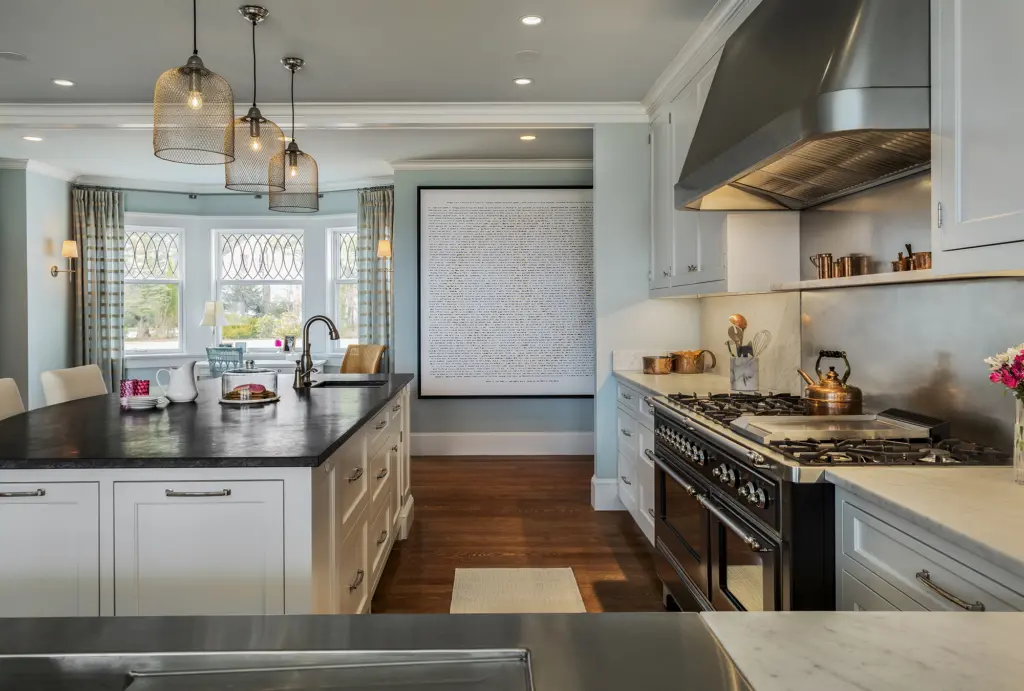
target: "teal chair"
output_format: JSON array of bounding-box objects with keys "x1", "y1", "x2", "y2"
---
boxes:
[{"x1": 206, "y1": 346, "x2": 244, "y2": 378}]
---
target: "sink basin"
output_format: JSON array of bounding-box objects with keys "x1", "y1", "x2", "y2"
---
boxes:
[
  {"x1": 2, "y1": 650, "x2": 533, "y2": 691},
  {"x1": 311, "y1": 380, "x2": 387, "y2": 388}
]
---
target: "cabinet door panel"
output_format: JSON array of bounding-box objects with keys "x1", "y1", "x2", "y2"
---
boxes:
[
  {"x1": 336, "y1": 512, "x2": 368, "y2": 614},
  {"x1": 113, "y1": 481, "x2": 284, "y2": 616},
  {"x1": 650, "y1": 112, "x2": 674, "y2": 289},
  {"x1": 936, "y1": 0, "x2": 1024, "y2": 249},
  {"x1": 0, "y1": 482, "x2": 99, "y2": 617},
  {"x1": 840, "y1": 570, "x2": 900, "y2": 612}
]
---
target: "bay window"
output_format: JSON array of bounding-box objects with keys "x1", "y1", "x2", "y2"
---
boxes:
[{"x1": 123, "y1": 227, "x2": 183, "y2": 352}]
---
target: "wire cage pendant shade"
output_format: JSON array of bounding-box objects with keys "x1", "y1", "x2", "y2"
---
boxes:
[
  {"x1": 225, "y1": 6, "x2": 285, "y2": 192},
  {"x1": 270, "y1": 57, "x2": 319, "y2": 212},
  {"x1": 153, "y1": 0, "x2": 235, "y2": 165}
]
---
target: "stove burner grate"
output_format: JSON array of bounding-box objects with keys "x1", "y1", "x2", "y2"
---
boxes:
[
  {"x1": 666, "y1": 392, "x2": 805, "y2": 425},
  {"x1": 769, "y1": 437, "x2": 1011, "y2": 466}
]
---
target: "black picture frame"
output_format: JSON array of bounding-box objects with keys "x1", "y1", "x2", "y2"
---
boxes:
[{"x1": 416, "y1": 185, "x2": 595, "y2": 400}]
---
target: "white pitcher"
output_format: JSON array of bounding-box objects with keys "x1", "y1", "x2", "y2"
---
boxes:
[{"x1": 155, "y1": 361, "x2": 199, "y2": 403}]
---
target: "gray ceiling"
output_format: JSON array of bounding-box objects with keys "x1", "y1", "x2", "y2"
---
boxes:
[{"x1": 0, "y1": 0, "x2": 717, "y2": 103}]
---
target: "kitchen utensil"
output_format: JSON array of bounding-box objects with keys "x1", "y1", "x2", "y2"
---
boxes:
[
  {"x1": 810, "y1": 253, "x2": 833, "y2": 279},
  {"x1": 751, "y1": 330, "x2": 771, "y2": 357},
  {"x1": 797, "y1": 350, "x2": 863, "y2": 415},
  {"x1": 737, "y1": 345, "x2": 755, "y2": 357},
  {"x1": 642, "y1": 355, "x2": 674, "y2": 375},
  {"x1": 851, "y1": 254, "x2": 871, "y2": 275},
  {"x1": 728, "y1": 314, "x2": 748, "y2": 330},
  {"x1": 672, "y1": 349, "x2": 718, "y2": 374},
  {"x1": 911, "y1": 251, "x2": 932, "y2": 270},
  {"x1": 154, "y1": 361, "x2": 199, "y2": 403},
  {"x1": 726, "y1": 340, "x2": 736, "y2": 357},
  {"x1": 728, "y1": 325, "x2": 744, "y2": 352},
  {"x1": 833, "y1": 259, "x2": 847, "y2": 278},
  {"x1": 905, "y1": 243, "x2": 913, "y2": 259}
]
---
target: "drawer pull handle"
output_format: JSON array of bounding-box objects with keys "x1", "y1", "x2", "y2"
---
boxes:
[
  {"x1": 377, "y1": 530, "x2": 389, "y2": 545},
  {"x1": 648, "y1": 508, "x2": 655, "y2": 518},
  {"x1": 392, "y1": 445, "x2": 399, "y2": 453},
  {"x1": 696, "y1": 494, "x2": 766, "y2": 553},
  {"x1": 377, "y1": 468, "x2": 389, "y2": 480},
  {"x1": 165, "y1": 489, "x2": 231, "y2": 498},
  {"x1": 349, "y1": 569, "x2": 365, "y2": 591},
  {"x1": 644, "y1": 449, "x2": 655, "y2": 461},
  {"x1": 915, "y1": 570, "x2": 986, "y2": 612},
  {"x1": 348, "y1": 468, "x2": 364, "y2": 483},
  {"x1": 622, "y1": 393, "x2": 633, "y2": 400},
  {"x1": 620, "y1": 475, "x2": 632, "y2": 486},
  {"x1": 392, "y1": 404, "x2": 401, "y2": 412},
  {"x1": 376, "y1": 420, "x2": 387, "y2": 430},
  {"x1": 620, "y1": 428, "x2": 632, "y2": 437},
  {"x1": 0, "y1": 488, "x2": 46, "y2": 498}
]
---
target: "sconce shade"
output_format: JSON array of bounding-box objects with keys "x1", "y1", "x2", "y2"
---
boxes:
[
  {"x1": 199, "y1": 300, "x2": 228, "y2": 327},
  {"x1": 376, "y1": 238, "x2": 392, "y2": 259},
  {"x1": 61, "y1": 240, "x2": 79, "y2": 259}
]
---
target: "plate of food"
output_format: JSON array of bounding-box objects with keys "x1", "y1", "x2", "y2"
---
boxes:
[{"x1": 219, "y1": 383, "x2": 280, "y2": 406}]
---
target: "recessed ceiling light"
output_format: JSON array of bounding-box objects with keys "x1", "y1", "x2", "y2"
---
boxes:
[
  {"x1": 520, "y1": 15, "x2": 543, "y2": 26},
  {"x1": 0, "y1": 51, "x2": 29, "y2": 62},
  {"x1": 22, "y1": 136, "x2": 43, "y2": 142},
  {"x1": 51, "y1": 78, "x2": 75, "y2": 87},
  {"x1": 520, "y1": 134, "x2": 537, "y2": 141},
  {"x1": 513, "y1": 77, "x2": 533, "y2": 86}
]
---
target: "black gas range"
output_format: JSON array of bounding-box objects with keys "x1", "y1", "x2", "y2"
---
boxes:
[{"x1": 650, "y1": 392, "x2": 1010, "y2": 614}]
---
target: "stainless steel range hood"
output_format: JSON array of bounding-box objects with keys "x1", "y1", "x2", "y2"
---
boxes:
[{"x1": 676, "y1": 0, "x2": 931, "y2": 211}]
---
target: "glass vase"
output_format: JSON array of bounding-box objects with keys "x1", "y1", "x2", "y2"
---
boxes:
[{"x1": 1016, "y1": 398, "x2": 1024, "y2": 485}]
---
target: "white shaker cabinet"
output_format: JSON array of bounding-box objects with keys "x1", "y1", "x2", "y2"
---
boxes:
[
  {"x1": 650, "y1": 110, "x2": 674, "y2": 290},
  {"x1": 113, "y1": 480, "x2": 285, "y2": 616},
  {"x1": 932, "y1": 0, "x2": 1024, "y2": 261},
  {"x1": 0, "y1": 482, "x2": 99, "y2": 617}
]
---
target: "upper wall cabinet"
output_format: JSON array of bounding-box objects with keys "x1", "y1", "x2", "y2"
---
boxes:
[
  {"x1": 932, "y1": 0, "x2": 1024, "y2": 263},
  {"x1": 649, "y1": 49, "x2": 799, "y2": 298}
]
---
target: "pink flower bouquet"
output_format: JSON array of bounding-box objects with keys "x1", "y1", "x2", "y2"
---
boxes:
[{"x1": 985, "y1": 344, "x2": 1024, "y2": 401}]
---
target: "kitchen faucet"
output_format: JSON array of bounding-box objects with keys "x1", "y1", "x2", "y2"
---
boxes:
[{"x1": 293, "y1": 315, "x2": 341, "y2": 388}]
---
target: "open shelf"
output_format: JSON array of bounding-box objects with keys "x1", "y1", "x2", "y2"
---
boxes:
[{"x1": 770, "y1": 269, "x2": 1024, "y2": 292}]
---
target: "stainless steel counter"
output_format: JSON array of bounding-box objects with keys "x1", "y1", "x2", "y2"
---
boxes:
[{"x1": 0, "y1": 613, "x2": 751, "y2": 691}]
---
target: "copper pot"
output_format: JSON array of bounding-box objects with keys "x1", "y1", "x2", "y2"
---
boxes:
[
  {"x1": 672, "y1": 349, "x2": 718, "y2": 374},
  {"x1": 642, "y1": 355, "x2": 674, "y2": 375},
  {"x1": 911, "y1": 251, "x2": 932, "y2": 270},
  {"x1": 810, "y1": 253, "x2": 833, "y2": 279},
  {"x1": 797, "y1": 350, "x2": 863, "y2": 415}
]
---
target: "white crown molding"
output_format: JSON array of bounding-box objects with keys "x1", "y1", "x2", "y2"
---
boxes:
[
  {"x1": 642, "y1": 0, "x2": 762, "y2": 116},
  {"x1": 73, "y1": 174, "x2": 394, "y2": 194},
  {"x1": 0, "y1": 102, "x2": 648, "y2": 129},
  {"x1": 391, "y1": 159, "x2": 592, "y2": 171},
  {"x1": 0, "y1": 157, "x2": 76, "y2": 181}
]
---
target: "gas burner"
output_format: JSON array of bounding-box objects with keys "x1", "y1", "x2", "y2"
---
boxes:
[
  {"x1": 769, "y1": 437, "x2": 1011, "y2": 466},
  {"x1": 665, "y1": 392, "x2": 805, "y2": 425}
]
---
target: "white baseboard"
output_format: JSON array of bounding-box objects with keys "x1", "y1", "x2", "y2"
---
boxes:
[
  {"x1": 410, "y1": 432, "x2": 594, "y2": 456},
  {"x1": 591, "y1": 476, "x2": 625, "y2": 511}
]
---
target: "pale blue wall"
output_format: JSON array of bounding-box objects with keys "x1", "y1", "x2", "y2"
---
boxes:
[
  {"x1": 392, "y1": 167, "x2": 595, "y2": 435},
  {"x1": 126, "y1": 190, "x2": 358, "y2": 216},
  {"x1": 0, "y1": 169, "x2": 29, "y2": 403}
]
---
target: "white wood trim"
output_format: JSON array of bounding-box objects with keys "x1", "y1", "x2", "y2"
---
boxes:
[
  {"x1": 591, "y1": 476, "x2": 626, "y2": 511},
  {"x1": 771, "y1": 269, "x2": 1024, "y2": 292},
  {"x1": 391, "y1": 159, "x2": 593, "y2": 171},
  {"x1": 0, "y1": 157, "x2": 75, "y2": 181},
  {"x1": 0, "y1": 102, "x2": 648, "y2": 128},
  {"x1": 643, "y1": 0, "x2": 762, "y2": 116},
  {"x1": 410, "y1": 432, "x2": 595, "y2": 456},
  {"x1": 75, "y1": 175, "x2": 394, "y2": 195}
]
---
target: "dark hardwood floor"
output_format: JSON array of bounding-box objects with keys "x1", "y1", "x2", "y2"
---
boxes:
[{"x1": 371, "y1": 456, "x2": 664, "y2": 613}]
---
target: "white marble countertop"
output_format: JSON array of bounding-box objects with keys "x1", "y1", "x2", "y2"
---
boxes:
[
  {"x1": 702, "y1": 611, "x2": 1024, "y2": 691},
  {"x1": 825, "y1": 466, "x2": 1024, "y2": 581},
  {"x1": 613, "y1": 370, "x2": 733, "y2": 397}
]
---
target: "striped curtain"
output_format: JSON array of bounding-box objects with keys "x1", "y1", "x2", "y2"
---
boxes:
[
  {"x1": 356, "y1": 186, "x2": 394, "y2": 371},
  {"x1": 72, "y1": 187, "x2": 125, "y2": 390}
]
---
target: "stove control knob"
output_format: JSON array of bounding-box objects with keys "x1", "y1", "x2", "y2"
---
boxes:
[
  {"x1": 738, "y1": 482, "x2": 754, "y2": 499},
  {"x1": 749, "y1": 488, "x2": 767, "y2": 509},
  {"x1": 711, "y1": 465, "x2": 723, "y2": 478},
  {"x1": 721, "y1": 467, "x2": 737, "y2": 486}
]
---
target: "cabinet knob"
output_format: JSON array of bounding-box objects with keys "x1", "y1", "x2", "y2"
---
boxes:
[{"x1": 663, "y1": 269, "x2": 672, "y2": 277}]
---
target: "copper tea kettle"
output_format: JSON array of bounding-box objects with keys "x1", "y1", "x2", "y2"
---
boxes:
[{"x1": 797, "y1": 350, "x2": 863, "y2": 415}]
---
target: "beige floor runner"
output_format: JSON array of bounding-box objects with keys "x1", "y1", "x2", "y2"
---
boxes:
[{"x1": 450, "y1": 567, "x2": 587, "y2": 614}]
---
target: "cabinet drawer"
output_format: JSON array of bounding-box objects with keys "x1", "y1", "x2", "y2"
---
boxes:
[
  {"x1": 617, "y1": 452, "x2": 637, "y2": 508},
  {"x1": 369, "y1": 433, "x2": 395, "y2": 510},
  {"x1": 369, "y1": 493, "x2": 394, "y2": 586},
  {"x1": 841, "y1": 569, "x2": 901, "y2": 612},
  {"x1": 617, "y1": 382, "x2": 640, "y2": 409},
  {"x1": 636, "y1": 393, "x2": 656, "y2": 429},
  {"x1": 389, "y1": 396, "x2": 404, "y2": 422},
  {"x1": 367, "y1": 407, "x2": 391, "y2": 455},
  {"x1": 333, "y1": 435, "x2": 368, "y2": 528},
  {"x1": 336, "y1": 511, "x2": 368, "y2": 614},
  {"x1": 617, "y1": 411, "x2": 638, "y2": 455},
  {"x1": 841, "y1": 499, "x2": 1024, "y2": 612}
]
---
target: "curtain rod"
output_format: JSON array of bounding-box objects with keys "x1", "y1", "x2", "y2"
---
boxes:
[{"x1": 72, "y1": 184, "x2": 335, "y2": 199}]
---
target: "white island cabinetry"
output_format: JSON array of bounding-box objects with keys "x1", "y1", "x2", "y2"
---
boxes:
[{"x1": 0, "y1": 386, "x2": 412, "y2": 618}]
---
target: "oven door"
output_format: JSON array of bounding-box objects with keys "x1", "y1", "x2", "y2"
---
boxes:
[
  {"x1": 653, "y1": 453, "x2": 710, "y2": 605},
  {"x1": 702, "y1": 493, "x2": 781, "y2": 612}
]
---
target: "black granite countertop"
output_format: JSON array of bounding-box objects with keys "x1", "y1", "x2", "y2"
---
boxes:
[{"x1": 0, "y1": 374, "x2": 413, "y2": 469}]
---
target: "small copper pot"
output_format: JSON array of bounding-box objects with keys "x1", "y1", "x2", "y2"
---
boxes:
[
  {"x1": 642, "y1": 355, "x2": 674, "y2": 375},
  {"x1": 672, "y1": 349, "x2": 718, "y2": 374},
  {"x1": 911, "y1": 252, "x2": 932, "y2": 270}
]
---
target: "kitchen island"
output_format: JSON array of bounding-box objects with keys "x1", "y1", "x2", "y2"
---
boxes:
[{"x1": 0, "y1": 374, "x2": 413, "y2": 619}]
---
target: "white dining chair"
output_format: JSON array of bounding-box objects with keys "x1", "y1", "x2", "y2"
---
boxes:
[
  {"x1": 40, "y1": 364, "x2": 108, "y2": 406},
  {"x1": 0, "y1": 378, "x2": 25, "y2": 421}
]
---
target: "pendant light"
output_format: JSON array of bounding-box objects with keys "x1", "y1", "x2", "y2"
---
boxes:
[
  {"x1": 269, "y1": 58, "x2": 319, "y2": 213},
  {"x1": 225, "y1": 5, "x2": 285, "y2": 192},
  {"x1": 153, "y1": 0, "x2": 235, "y2": 164}
]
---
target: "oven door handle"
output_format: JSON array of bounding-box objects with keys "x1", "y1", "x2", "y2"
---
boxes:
[
  {"x1": 696, "y1": 494, "x2": 769, "y2": 553},
  {"x1": 652, "y1": 454, "x2": 700, "y2": 497}
]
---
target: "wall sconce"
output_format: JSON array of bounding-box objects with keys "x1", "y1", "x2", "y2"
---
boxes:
[
  {"x1": 376, "y1": 238, "x2": 392, "y2": 259},
  {"x1": 50, "y1": 240, "x2": 78, "y2": 281}
]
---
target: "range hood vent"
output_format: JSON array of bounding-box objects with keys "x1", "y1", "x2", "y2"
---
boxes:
[{"x1": 676, "y1": 0, "x2": 931, "y2": 211}]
